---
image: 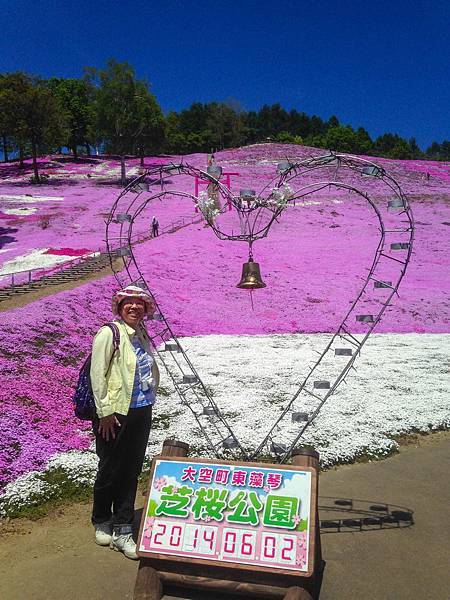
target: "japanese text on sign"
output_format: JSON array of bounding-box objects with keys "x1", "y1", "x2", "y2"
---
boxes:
[{"x1": 139, "y1": 460, "x2": 312, "y2": 572}]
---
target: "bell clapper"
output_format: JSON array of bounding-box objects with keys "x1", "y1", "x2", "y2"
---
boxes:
[{"x1": 250, "y1": 289, "x2": 254, "y2": 310}]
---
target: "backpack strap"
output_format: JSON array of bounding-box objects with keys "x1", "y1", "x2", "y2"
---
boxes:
[
  {"x1": 102, "y1": 322, "x2": 121, "y2": 373},
  {"x1": 106, "y1": 322, "x2": 120, "y2": 352}
]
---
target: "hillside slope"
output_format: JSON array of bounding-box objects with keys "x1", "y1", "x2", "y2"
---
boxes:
[{"x1": 0, "y1": 144, "x2": 449, "y2": 513}]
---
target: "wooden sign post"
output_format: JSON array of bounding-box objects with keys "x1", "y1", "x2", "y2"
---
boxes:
[{"x1": 134, "y1": 439, "x2": 325, "y2": 600}]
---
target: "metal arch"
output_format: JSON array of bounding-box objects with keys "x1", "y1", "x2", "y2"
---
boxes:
[
  {"x1": 251, "y1": 153, "x2": 414, "y2": 462},
  {"x1": 105, "y1": 164, "x2": 250, "y2": 460},
  {"x1": 105, "y1": 154, "x2": 414, "y2": 465}
]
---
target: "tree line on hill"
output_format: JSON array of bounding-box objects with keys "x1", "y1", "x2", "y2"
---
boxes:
[{"x1": 1, "y1": 59, "x2": 449, "y2": 183}]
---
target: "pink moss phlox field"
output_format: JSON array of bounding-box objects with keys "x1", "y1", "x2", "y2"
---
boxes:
[
  {"x1": 0, "y1": 357, "x2": 86, "y2": 486},
  {"x1": 1, "y1": 144, "x2": 449, "y2": 488},
  {"x1": 44, "y1": 248, "x2": 93, "y2": 256},
  {"x1": 0, "y1": 155, "x2": 198, "y2": 268},
  {"x1": 0, "y1": 283, "x2": 116, "y2": 487}
]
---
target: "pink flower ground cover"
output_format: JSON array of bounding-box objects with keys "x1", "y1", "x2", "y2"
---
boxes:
[
  {"x1": 0, "y1": 155, "x2": 195, "y2": 268},
  {"x1": 45, "y1": 248, "x2": 93, "y2": 256},
  {"x1": 0, "y1": 144, "x2": 449, "y2": 489}
]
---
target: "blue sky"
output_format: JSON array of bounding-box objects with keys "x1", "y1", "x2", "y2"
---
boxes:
[{"x1": 1, "y1": 0, "x2": 449, "y2": 149}]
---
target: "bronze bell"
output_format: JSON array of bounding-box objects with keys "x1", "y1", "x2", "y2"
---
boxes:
[{"x1": 236, "y1": 258, "x2": 266, "y2": 289}]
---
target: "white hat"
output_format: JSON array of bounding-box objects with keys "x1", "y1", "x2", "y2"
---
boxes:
[{"x1": 112, "y1": 285, "x2": 155, "y2": 316}]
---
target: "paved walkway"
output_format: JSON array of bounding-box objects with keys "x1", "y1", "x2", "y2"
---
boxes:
[
  {"x1": 0, "y1": 433, "x2": 448, "y2": 599},
  {"x1": 319, "y1": 432, "x2": 449, "y2": 599}
]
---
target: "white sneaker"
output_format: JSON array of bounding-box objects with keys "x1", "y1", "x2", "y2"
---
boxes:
[
  {"x1": 110, "y1": 532, "x2": 138, "y2": 560},
  {"x1": 94, "y1": 522, "x2": 112, "y2": 546}
]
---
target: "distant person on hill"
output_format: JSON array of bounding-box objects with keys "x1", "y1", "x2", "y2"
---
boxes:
[
  {"x1": 151, "y1": 216, "x2": 159, "y2": 237},
  {"x1": 90, "y1": 285, "x2": 159, "y2": 560}
]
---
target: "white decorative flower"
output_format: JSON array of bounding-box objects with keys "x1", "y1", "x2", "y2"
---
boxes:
[
  {"x1": 197, "y1": 192, "x2": 219, "y2": 220},
  {"x1": 268, "y1": 184, "x2": 294, "y2": 207}
]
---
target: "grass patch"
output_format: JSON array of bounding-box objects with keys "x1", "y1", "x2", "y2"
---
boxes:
[
  {"x1": 3, "y1": 468, "x2": 92, "y2": 520},
  {"x1": 156, "y1": 386, "x2": 171, "y2": 397},
  {"x1": 152, "y1": 410, "x2": 182, "y2": 430},
  {"x1": 32, "y1": 331, "x2": 66, "y2": 348},
  {"x1": 221, "y1": 410, "x2": 241, "y2": 419},
  {"x1": 266, "y1": 392, "x2": 290, "y2": 406},
  {"x1": 5, "y1": 463, "x2": 165, "y2": 521},
  {"x1": 388, "y1": 426, "x2": 450, "y2": 447}
]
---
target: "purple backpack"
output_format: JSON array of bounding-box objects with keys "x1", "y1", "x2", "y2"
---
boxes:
[{"x1": 72, "y1": 323, "x2": 120, "y2": 420}]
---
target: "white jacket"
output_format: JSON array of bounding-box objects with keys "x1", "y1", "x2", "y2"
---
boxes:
[{"x1": 90, "y1": 320, "x2": 160, "y2": 418}]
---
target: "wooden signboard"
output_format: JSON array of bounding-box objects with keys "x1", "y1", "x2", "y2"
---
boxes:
[{"x1": 134, "y1": 440, "x2": 324, "y2": 600}]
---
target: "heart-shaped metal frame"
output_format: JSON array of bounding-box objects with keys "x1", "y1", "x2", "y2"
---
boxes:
[{"x1": 105, "y1": 153, "x2": 414, "y2": 463}]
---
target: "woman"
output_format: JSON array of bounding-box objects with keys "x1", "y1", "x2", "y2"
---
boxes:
[{"x1": 90, "y1": 285, "x2": 159, "y2": 560}]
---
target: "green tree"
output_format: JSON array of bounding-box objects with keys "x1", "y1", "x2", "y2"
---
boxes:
[
  {"x1": 0, "y1": 73, "x2": 30, "y2": 164},
  {"x1": 322, "y1": 125, "x2": 358, "y2": 153},
  {"x1": 327, "y1": 115, "x2": 340, "y2": 129},
  {"x1": 441, "y1": 141, "x2": 450, "y2": 160},
  {"x1": 178, "y1": 102, "x2": 209, "y2": 135},
  {"x1": 1, "y1": 73, "x2": 67, "y2": 180},
  {"x1": 257, "y1": 103, "x2": 289, "y2": 138},
  {"x1": 309, "y1": 114, "x2": 326, "y2": 136},
  {"x1": 132, "y1": 79, "x2": 165, "y2": 164},
  {"x1": 426, "y1": 141, "x2": 441, "y2": 160},
  {"x1": 389, "y1": 139, "x2": 413, "y2": 159},
  {"x1": 165, "y1": 100, "x2": 247, "y2": 154},
  {"x1": 86, "y1": 59, "x2": 165, "y2": 182},
  {"x1": 206, "y1": 101, "x2": 247, "y2": 150},
  {"x1": 408, "y1": 137, "x2": 422, "y2": 159},
  {"x1": 244, "y1": 110, "x2": 259, "y2": 143},
  {"x1": 222, "y1": 98, "x2": 248, "y2": 149},
  {"x1": 47, "y1": 77, "x2": 95, "y2": 158},
  {"x1": 26, "y1": 81, "x2": 68, "y2": 181},
  {"x1": 0, "y1": 75, "x2": 14, "y2": 161},
  {"x1": 165, "y1": 111, "x2": 186, "y2": 153},
  {"x1": 355, "y1": 127, "x2": 373, "y2": 154},
  {"x1": 375, "y1": 133, "x2": 414, "y2": 159},
  {"x1": 288, "y1": 110, "x2": 312, "y2": 138},
  {"x1": 276, "y1": 131, "x2": 295, "y2": 143}
]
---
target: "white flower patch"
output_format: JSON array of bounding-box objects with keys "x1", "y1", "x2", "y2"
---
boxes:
[
  {"x1": 1, "y1": 333, "x2": 448, "y2": 516},
  {"x1": 0, "y1": 248, "x2": 76, "y2": 276},
  {"x1": 148, "y1": 333, "x2": 449, "y2": 466},
  {"x1": 2, "y1": 207, "x2": 37, "y2": 215},
  {"x1": 0, "y1": 195, "x2": 64, "y2": 203},
  {"x1": 0, "y1": 452, "x2": 98, "y2": 516},
  {"x1": 47, "y1": 450, "x2": 99, "y2": 486},
  {"x1": 292, "y1": 200, "x2": 321, "y2": 207},
  {"x1": 0, "y1": 471, "x2": 53, "y2": 516}
]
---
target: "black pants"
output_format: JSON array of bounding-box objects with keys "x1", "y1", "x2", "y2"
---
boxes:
[{"x1": 92, "y1": 405, "x2": 152, "y2": 533}]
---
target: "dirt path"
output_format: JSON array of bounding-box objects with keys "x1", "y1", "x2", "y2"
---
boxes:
[{"x1": 1, "y1": 433, "x2": 449, "y2": 600}]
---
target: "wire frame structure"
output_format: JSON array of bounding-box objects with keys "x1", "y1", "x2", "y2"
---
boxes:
[
  {"x1": 106, "y1": 163, "x2": 249, "y2": 460},
  {"x1": 105, "y1": 154, "x2": 414, "y2": 464},
  {"x1": 195, "y1": 169, "x2": 293, "y2": 261},
  {"x1": 249, "y1": 153, "x2": 414, "y2": 462}
]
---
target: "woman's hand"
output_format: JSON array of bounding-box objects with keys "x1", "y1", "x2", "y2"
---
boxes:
[{"x1": 98, "y1": 415, "x2": 121, "y2": 441}]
